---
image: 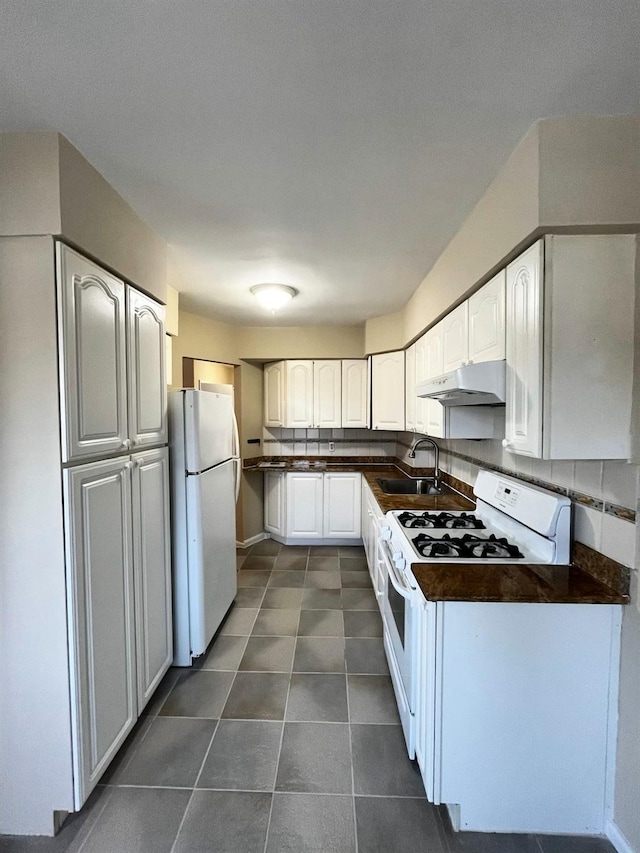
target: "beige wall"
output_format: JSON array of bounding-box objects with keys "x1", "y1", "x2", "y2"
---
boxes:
[
  {"x1": 0, "y1": 131, "x2": 168, "y2": 303},
  {"x1": 236, "y1": 324, "x2": 365, "y2": 360},
  {"x1": 365, "y1": 114, "x2": 640, "y2": 354},
  {"x1": 0, "y1": 132, "x2": 61, "y2": 236},
  {"x1": 539, "y1": 115, "x2": 640, "y2": 228},
  {"x1": 363, "y1": 310, "x2": 405, "y2": 354},
  {"x1": 58, "y1": 136, "x2": 167, "y2": 302},
  {"x1": 165, "y1": 284, "x2": 180, "y2": 335},
  {"x1": 235, "y1": 361, "x2": 266, "y2": 543},
  {"x1": 399, "y1": 122, "x2": 541, "y2": 345},
  {"x1": 192, "y1": 360, "x2": 235, "y2": 387},
  {"x1": 171, "y1": 311, "x2": 240, "y2": 387}
]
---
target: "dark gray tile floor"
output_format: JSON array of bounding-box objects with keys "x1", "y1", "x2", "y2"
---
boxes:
[{"x1": 2, "y1": 542, "x2": 617, "y2": 853}]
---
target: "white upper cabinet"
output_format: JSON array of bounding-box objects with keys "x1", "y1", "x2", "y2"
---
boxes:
[
  {"x1": 414, "y1": 333, "x2": 428, "y2": 434},
  {"x1": 341, "y1": 359, "x2": 370, "y2": 428},
  {"x1": 264, "y1": 361, "x2": 285, "y2": 427},
  {"x1": 323, "y1": 472, "x2": 361, "y2": 538},
  {"x1": 265, "y1": 359, "x2": 367, "y2": 429},
  {"x1": 371, "y1": 351, "x2": 405, "y2": 430},
  {"x1": 505, "y1": 242, "x2": 544, "y2": 457},
  {"x1": 441, "y1": 303, "x2": 469, "y2": 373},
  {"x1": 423, "y1": 324, "x2": 444, "y2": 381},
  {"x1": 468, "y1": 271, "x2": 506, "y2": 364},
  {"x1": 505, "y1": 235, "x2": 635, "y2": 459},
  {"x1": 285, "y1": 361, "x2": 314, "y2": 428},
  {"x1": 405, "y1": 343, "x2": 416, "y2": 432},
  {"x1": 57, "y1": 244, "x2": 128, "y2": 462},
  {"x1": 127, "y1": 288, "x2": 167, "y2": 449},
  {"x1": 131, "y1": 448, "x2": 172, "y2": 712},
  {"x1": 314, "y1": 360, "x2": 342, "y2": 428}
]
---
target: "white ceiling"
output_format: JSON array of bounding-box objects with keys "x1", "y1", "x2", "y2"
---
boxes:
[{"x1": 2, "y1": 1, "x2": 639, "y2": 325}]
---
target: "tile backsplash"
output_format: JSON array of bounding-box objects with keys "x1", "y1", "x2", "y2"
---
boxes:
[
  {"x1": 263, "y1": 428, "x2": 396, "y2": 459},
  {"x1": 396, "y1": 432, "x2": 639, "y2": 571}
]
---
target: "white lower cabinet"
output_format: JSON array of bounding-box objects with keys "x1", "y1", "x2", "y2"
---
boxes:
[
  {"x1": 415, "y1": 594, "x2": 620, "y2": 834},
  {"x1": 264, "y1": 470, "x2": 286, "y2": 537},
  {"x1": 64, "y1": 458, "x2": 137, "y2": 808},
  {"x1": 361, "y1": 478, "x2": 384, "y2": 602},
  {"x1": 64, "y1": 450, "x2": 172, "y2": 807},
  {"x1": 286, "y1": 472, "x2": 324, "y2": 538},
  {"x1": 131, "y1": 448, "x2": 173, "y2": 710},
  {"x1": 264, "y1": 472, "x2": 362, "y2": 543},
  {"x1": 323, "y1": 472, "x2": 361, "y2": 538}
]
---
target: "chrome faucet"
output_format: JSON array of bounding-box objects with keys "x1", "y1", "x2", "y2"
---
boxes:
[{"x1": 408, "y1": 437, "x2": 440, "y2": 489}]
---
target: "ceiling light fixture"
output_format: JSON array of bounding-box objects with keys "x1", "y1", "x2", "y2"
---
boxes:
[{"x1": 250, "y1": 283, "x2": 298, "y2": 312}]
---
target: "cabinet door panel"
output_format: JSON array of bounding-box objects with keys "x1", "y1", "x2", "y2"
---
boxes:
[
  {"x1": 425, "y1": 398, "x2": 444, "y2": 438},
  {"x1": 264, "y1": 362, "x2": 284, "y2": 427},
  {"x1": 405, "y1": 344, "x2": 416, "y2": 432},
  {"x1": 424, "y1": 323, "x2": 444, "y2": 381},
  {"x1": 64, "y1": 458, "x2": 136, "y2": 808},
  {"x1": 285, "y1": 361, "x2": 313, "y2": 428},
  {"x1": 505, "y1": 242, "x2": 544, "y2": 457},
  {"x1": 264, "y1": 471, "x2": 285, "y2": 536},
  {"x1": 441, "y1": 303, "x2": 469, "y2": 373},
  {"x1": 323, "y1": 472, "x2": 361, "y2": 538},
  {"x1": 57, "y1": 244, "x2": 128, "y2": 462},
  {"x1": 468, "y1": 271, "x2": 506, "y2": 364},
  {"x1": 341, "y1": 359, "x2": 370, "y2": 428},
  {"x1": 286, "y1": 473, "x2": 323, "y2": 538},
  {"x1": 414, "y1": 334, "x2": 428, "y2": 434},
  {"x1": 314, "y1": 361, "x2": 342, "y2": 428},
  {"x1": 371, "y1": 351, "x2": 405, "y2": 430},
  {"x1": 132, "y1": 448, "x2": 172, "y2": 711},
  {"x1": 127, "y1": 289, "x2": 167, "y2": 448}
]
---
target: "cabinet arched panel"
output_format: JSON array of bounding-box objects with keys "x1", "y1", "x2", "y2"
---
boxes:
[
  {"x1": 57, "y1": 245, "x2": 128, "y2": 462},
  {"x1": 127, "y1": 288, "x2": 167, "y2": 448}
]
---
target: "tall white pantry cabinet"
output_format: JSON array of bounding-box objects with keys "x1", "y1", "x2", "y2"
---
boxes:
[{"x1": 0, "y1": 239, "x2": 172, "y2": 835}]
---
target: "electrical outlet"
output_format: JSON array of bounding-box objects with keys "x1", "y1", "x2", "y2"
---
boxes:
[{"x1": 329, "y1": 441, "x2": 335, "y2": 452}]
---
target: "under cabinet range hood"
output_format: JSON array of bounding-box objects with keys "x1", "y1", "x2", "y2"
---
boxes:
[{"x1": 416, "y1": 360, "x2": 506, "y2": 406}]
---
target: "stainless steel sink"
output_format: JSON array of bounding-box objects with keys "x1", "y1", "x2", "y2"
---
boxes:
[{"x1": 376, "y1": 478, "x2": 442, "y2": 495}]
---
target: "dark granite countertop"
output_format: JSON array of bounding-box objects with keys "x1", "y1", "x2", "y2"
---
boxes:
[
  {"x1": 245, "y1": 455, "x2": 629, "y2": 605},
  {"x1": 410, "y1": 562, "x2": 628, "y2": 605}
]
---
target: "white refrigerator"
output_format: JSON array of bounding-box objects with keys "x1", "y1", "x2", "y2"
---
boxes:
[{"x1": 169, "y1": 387, "x2": 241, "y2": 666}]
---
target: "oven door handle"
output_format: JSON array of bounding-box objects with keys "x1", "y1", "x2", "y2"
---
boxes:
[{"x1": 385, "y1": 551, "x2": 413, "y2": 601}]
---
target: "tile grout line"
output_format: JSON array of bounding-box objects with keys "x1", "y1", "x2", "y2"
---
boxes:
[
  {"x1": 345, "y1": 630, "x2": 359, "y2": 853},
  {"x1": 262, "y1": 599, "x2": 297, "y2": 853}
]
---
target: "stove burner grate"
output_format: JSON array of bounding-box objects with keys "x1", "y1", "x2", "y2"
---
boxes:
[
  {"x1": 397, "y1": 511, "x2": 485, "y2": 530},
  {"x1": 412, "y1": 533, "x2": 525, "y2": 560}
]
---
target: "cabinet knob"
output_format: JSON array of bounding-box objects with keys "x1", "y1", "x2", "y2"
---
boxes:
[
  {"x1": 502, "y1": 439, "x2": 513, "y2": 450},
  {"x1": 122, "y1": 438, "x2": 132, "y2": 449}
]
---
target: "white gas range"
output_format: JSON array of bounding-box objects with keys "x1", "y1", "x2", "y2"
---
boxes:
[
  {"x1": 384, "y1": 469, "x2": 571, "y2": 575},
  {"x1": 377, "y1": 470, "x2": 571, "y2": 761}
]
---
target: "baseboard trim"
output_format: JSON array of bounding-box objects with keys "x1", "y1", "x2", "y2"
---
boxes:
[
  {"x1": 236, "y1": 532, "x2": 269, "y2": 549},
  {"x1": 607, "y1": 819, "x2": 637, "y2": 853}
]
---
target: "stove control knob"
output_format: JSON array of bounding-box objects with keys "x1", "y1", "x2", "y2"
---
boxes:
[{"x1": 381, "y1": 527, "x2": 392, "y2": 541}]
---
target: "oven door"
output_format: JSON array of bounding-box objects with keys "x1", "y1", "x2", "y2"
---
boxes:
[{"x1": 379, "y1": 536, "x2": 416, "y2": 758}]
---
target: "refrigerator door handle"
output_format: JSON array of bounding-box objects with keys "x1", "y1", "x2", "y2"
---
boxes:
[
  {"x1": 232, "y1": 410, "x2": 240, "y2": 459},
  {"x1": 234, "y1": 458, "x2": 241, "y2": 504}
]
